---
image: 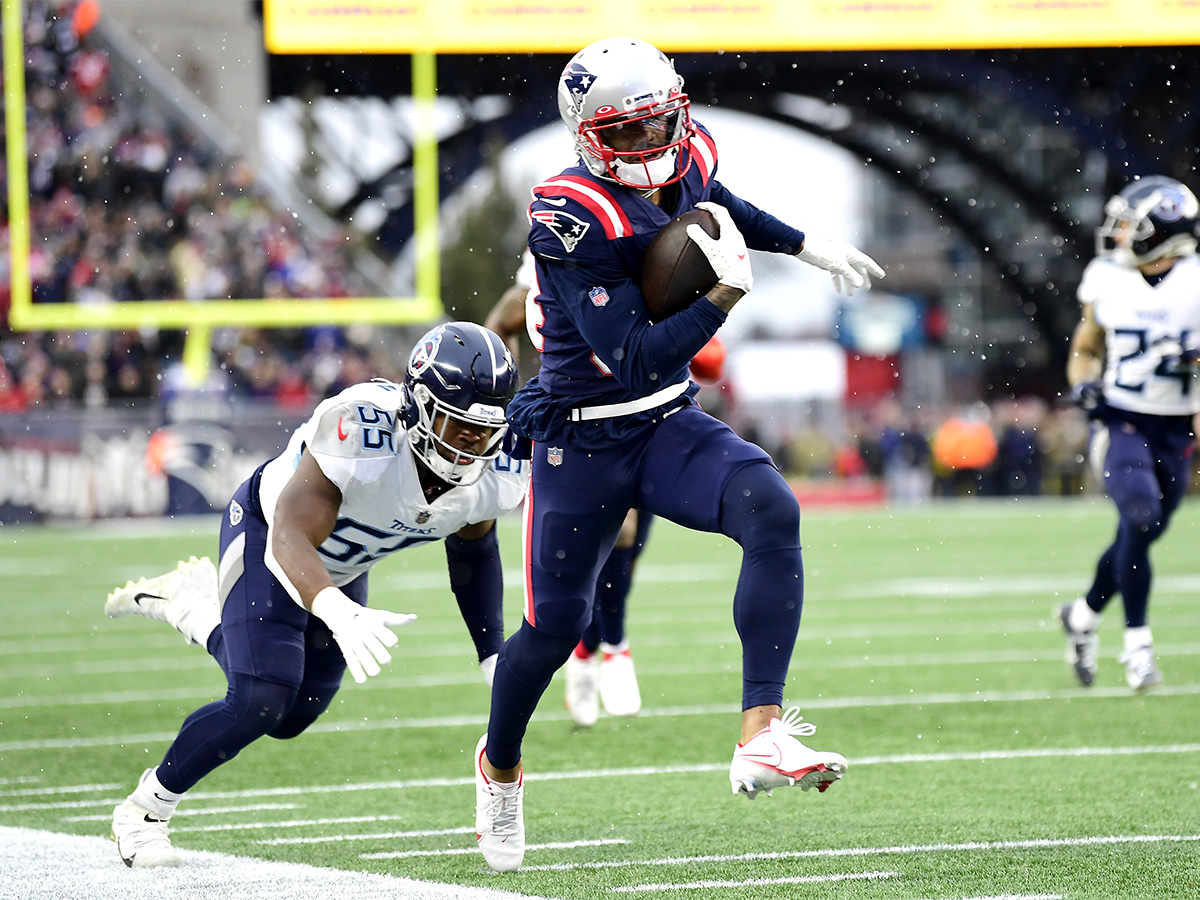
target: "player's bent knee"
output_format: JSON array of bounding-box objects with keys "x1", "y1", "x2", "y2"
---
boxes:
[
  {"x1": 719, "y1": 463, "x2": 801, "y2": 545},
  {"x1": 227, "y1": 673, "x2": 299, "y2": 739}
]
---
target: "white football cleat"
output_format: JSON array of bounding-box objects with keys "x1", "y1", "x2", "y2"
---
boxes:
[
  {"x1": 729, "y1": 707, "x2": 847, "y2": 799},
  {"x1": 106, "y1": 556, "x2": 219, "y2": 646},
  {"x1": 599, "y1": 641, "x2": 641, "y2": 717},
  {"x1": 564, "y1": 644, "x2": 600, "y2": 727},
  {"x1": 1120, "y1": 644, "x2": 1162, "y2": 691},
  {"x1": 474, "y1": 734, "x2": 524, "y2": 872},
  {"x1": 111, "y1": 770, "x2": 182, "y2": 868},
  {"x1": 1059, "y1": 601, "x2": 1098, "y2": 687}
]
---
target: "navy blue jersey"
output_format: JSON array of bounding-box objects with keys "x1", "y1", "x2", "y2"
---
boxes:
[{"x1": 510, "y1": 122, "x2": 805, "y2": 445}]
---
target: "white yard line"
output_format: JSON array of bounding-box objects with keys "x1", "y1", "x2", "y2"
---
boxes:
[
  {"x1": 520, "y1": 833, "x2": 1200, "y2": 872},
  {"x1": 607, "y1": 870, "x2": 899, "y2": 891},
  {"x1": 260, "y1": 826, "x2": 474, "y2": 844},
  {"x1": 361, "y1": 838, "x2": 627, "y2": 860},
  {"x1": 63, "y1": 803, "x2": 299, "y2": 822}
]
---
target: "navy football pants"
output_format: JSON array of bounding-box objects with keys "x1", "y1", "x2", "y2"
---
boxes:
[
  {"x1": 156, "y1": 473, "x2": 364, "y2": 794},
  {"x1": 486, "y1": 404, "x2": 802, "y2": 770},
  {"x1": 1085, "y1": 422, "x2": 1192, "y2": 628}
]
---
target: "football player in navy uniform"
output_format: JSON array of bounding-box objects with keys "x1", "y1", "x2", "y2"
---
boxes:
[
  {"x1": 487, "y1": 253, "x2": 727, "y2": 726},
  {"x1": 103, "y1": 322, "x2": 524, "y2": 867},
  {"x1": 1060, "y1": 176, "x2": 1200, "y2": 691},
  {"x1": 472, "y1": 37, "x2": 884, "y2": 872}
]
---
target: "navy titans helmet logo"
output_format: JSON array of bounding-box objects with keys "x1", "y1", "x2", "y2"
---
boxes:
[{"x1": 561, "y1": 62, "x2": 595, "y2": 116}]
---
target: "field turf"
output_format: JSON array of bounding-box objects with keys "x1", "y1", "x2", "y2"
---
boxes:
[{"x1": 1, "y1": 497, "x2": 1198, "y2": 898}]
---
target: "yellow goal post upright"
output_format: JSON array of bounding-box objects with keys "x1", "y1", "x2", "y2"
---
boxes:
[{"x1": 2, "y1": 0, "x2": 443, "y2": 386}]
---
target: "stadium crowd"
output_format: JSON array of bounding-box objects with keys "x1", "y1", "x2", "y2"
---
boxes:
[
  {"x1": 0, "y1": 1, "x2": 1098, "y2": 504},
  {"x1": 2, "y1": 0, "x2": 388, "y2": 413}
]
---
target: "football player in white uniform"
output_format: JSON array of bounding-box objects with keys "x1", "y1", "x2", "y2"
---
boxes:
[
  {"x1": 1061, "y1": 176, "x2": 1200, "y2": 691},
  {"x1": 102, "y1": 322, "x2": 526, "y2": 867}
]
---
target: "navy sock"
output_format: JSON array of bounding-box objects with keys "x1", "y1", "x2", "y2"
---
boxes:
[
  {"x1": 594, "y1": 544, "x2": 637, "y2": 647},
  {"x1": 486, "y1": 621, "x2": 579, "y2": 770}
]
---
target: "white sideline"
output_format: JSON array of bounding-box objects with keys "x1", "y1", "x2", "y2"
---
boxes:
[{"x1": 0, "y1": 826, "x2": 547, "y2": 900}]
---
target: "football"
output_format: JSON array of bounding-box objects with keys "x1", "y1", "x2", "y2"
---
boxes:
[{"x1": 640, "y1": 209, "x2": 720, "y2": 322}]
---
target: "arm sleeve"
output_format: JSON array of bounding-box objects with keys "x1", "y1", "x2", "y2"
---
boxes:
[
  {"x1": 444, "y1": 528, "x2": 505, "y2": 662},
  {"x1": 538, "y1": 253, "x2": 728, "y2": 393},
  {"x1": 708, "y1": 180, "x2": 806, "y2": 255}
]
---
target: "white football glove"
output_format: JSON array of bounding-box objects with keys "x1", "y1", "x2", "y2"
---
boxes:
[
  {"x1": 686, "y1": 201, "x2": 753, "y2": 293},
  {"x1": 796, "y1": 237, "x2": 885, "y2": 296},
  {"x1": 309, "y1": 586, "x2": 416, "y2": 684}
]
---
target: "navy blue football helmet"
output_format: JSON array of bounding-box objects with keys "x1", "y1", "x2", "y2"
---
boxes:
[
  {"x1": 403, "y1": 322, "x2": 518, "y2": 485},
  {"x1": 1095, "y1": 175, "x2": 1200, "y2": 265}
]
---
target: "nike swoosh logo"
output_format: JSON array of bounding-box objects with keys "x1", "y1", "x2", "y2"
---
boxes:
[
  {"x1": 154, "y1": 791, "x2": 173, "y2": 803},
  {"x1": 541, "y1": 197, "x2": 568, "y2": 206},
  {"x1": 133, "y1": 592, "x2": 164, "y2": 606},
  {"x1": 336, "y1": 416, "x2": 349, "y2": 441},
  {"x1": 142, "y1": 814, "x2": 166, "y2": 824},
  {"x1": 739, "y1": 748, "x2": 784, "y2": 768}
]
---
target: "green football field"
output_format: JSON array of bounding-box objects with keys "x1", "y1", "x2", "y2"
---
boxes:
[{"x1": 2, "y1": 498, "x2": 1198, "y2": 899}]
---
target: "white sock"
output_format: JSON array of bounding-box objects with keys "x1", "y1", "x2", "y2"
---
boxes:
[
  {"x1": 1124, "y1": 626, "x2": 1153, "y2": 652},
  {"x1": 176, "y1": 604, "x2": 220, "y2": 648},
  {"x1": 1068, "y1": 598, "x2": 1102, "y2": 633},
  {"x1": 131, "y1": 768, "x2": 184, "y2": 820}
]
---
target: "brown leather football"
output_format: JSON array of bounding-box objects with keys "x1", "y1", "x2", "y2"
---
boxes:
[{"x1": 640, "y1": 209, "x2": 719, "y2": 323}]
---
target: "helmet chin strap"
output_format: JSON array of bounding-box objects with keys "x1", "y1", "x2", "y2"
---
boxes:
[{"x1": 611, "y1": 148, "x2": 677, "y2": 189}]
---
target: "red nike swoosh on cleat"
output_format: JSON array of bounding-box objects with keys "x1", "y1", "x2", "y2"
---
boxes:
[
  {"x1": 738, "y1": 747, "x2": 784, "y2": 768},
  {"x1": 336, "y1": 417, "x2": 349, "y2": 441}
]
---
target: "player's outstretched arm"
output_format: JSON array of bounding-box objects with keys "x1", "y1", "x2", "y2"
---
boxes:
[
  {"x1": 796, "y1": 237, "x2": 885, "y2": 296},
  {"x1": 271, "y1": 450, "x2": 416, "y2": 683},
  {"x1": 445, "y1": 520, "x2": 505, "y2": 688}
]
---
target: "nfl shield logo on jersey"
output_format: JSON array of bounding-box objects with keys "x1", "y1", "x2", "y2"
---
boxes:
[
  {"x1": 588, "y1": 286, "x2": 610, "y2": 308},
  {"x1": 547, "y1": 446, "x2": 564, "y2": 466},
  {"x1": 229, "y1": 500, "x2": 243, "y2": 527},
  {"x1": 416, "y1": 510, "x2": 431, "y2": 524}
]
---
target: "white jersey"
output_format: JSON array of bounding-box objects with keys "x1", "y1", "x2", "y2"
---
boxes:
[
  {"x1": 1079, "y1": 254, "x2": 1200, "y2": 416},
  {"x1": 257, "y1": 381, "x2": 528, "y2": 589}
]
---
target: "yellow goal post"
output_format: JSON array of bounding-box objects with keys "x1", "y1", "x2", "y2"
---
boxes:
[{"x1": 2, "y1": 0, "x2": 443, "y2": 386}]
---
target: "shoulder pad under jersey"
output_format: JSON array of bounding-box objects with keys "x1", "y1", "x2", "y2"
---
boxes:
[{"x1": 528, "y1": 172, "x2": 635, "y2": 257}]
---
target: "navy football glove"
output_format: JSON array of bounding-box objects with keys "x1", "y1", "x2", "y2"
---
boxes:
[{"x1": 1071, "y1": 381, "x2": 1105, "y2": 412}]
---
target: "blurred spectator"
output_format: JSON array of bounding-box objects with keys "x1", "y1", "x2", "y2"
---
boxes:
[
  {"x1": 877, "y1": 399, "x2": 932, "y2": 504},
  {"x1": 1040, "y1": 404, "x2": 1092, "y2": 495},
  {"x1": 931, "y1": 406, "x2": 998, "y2": 497},
  {"x1": 993, "y1": 396, "x2": 1046, "y2": 496},
  {"x1": 0, "y1": 359, "x2": 29, "y2": 413}
]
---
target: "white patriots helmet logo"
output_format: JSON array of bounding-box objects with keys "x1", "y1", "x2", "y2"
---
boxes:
[{"x1": 532, "y1": 209, "x2": 590, "y2": 253}]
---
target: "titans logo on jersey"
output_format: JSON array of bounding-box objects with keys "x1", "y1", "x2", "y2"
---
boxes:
[{"x1": 1080, "y1": 254, "x2": 1200, "y2": 416}]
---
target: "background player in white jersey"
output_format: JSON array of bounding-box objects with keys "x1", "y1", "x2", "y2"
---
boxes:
[
  {"x1": 102, "y1": 322, "x2": 525, "y2": 867},
  {"x1": 1061, "y1": 176, "x2": 1200, "y2": 691}
]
